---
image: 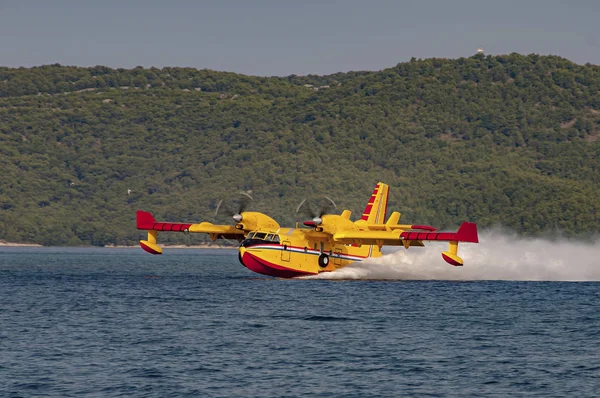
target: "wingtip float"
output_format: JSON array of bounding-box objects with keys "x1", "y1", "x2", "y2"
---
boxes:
[
  {"x1": 399, "y1": 221, "x2": 479, "y2": 266},
  {"x1": 136, "y1": 183, "x2": 479, "y2": 277}
]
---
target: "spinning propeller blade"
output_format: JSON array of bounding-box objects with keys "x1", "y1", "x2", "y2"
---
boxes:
[
  {"x1": 296, "y1": 196, "x2": 337, "y2": 225},
  {"x1": 215, "y1": 192, "x2": 253, "y2": 222}
]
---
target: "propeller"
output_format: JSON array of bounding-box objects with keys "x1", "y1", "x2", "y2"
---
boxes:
[
  {"x1": 296, "y1": 196, "x2": 337, "y2": 226},
  {"x1": 215, "y1": 191, "x2": 253, "y2": 223}
]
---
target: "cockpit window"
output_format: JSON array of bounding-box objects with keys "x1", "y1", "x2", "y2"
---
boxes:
[
  {"x1": 264, "y1": 234, "x2": 280, "y2": 243},
  {"x1": 246, "y1": 232, "x2": 280, "y2": 243}
]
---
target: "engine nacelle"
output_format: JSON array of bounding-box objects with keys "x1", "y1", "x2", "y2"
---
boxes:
[
  {"x1": 234, "y1": 211, "x2": 280, "y2": 232},
  {"x1": 316, "y1": 214, "x2": 358, "y2": 235}
]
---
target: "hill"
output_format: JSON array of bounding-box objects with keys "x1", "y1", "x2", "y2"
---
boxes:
[{"x1": 1, "y1": 53, "x2": 599, "y2": 246}]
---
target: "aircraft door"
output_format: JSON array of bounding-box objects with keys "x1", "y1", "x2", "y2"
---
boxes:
[
  {"x1": 333, "y1": 249, "x2": 342, "y2": 266},
  {"x1": 281, "y1": 241, "x2": 291, "y2": 262}
]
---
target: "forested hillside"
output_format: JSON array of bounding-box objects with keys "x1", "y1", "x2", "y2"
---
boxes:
[{"x1": 1, "y1": 53, "x2": 600, "y2": 245}]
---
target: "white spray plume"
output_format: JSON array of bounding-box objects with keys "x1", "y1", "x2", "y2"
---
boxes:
[{"x1": 304, "y1": 229, "x2": 600, "y2": 281}]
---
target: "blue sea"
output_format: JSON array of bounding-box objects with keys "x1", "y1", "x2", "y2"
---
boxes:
[{"x1": 1, "y1": 246, "x2": 599, "y2": 397}]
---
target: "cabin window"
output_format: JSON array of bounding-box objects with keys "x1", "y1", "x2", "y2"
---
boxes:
[
  {"x1": 247, "y1": 232, "x2": 255, "y2": 239},
  {"x1": 271, "y1": 235, "x2": 280, "y2": 243},
  {"x1": 254, "y1": 232, "x2": 267, "y2": 240}
]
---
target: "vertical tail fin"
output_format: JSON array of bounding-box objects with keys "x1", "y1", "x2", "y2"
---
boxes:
[{"x1": 360, "y1": 182, "x2": 389, "y2": 224}]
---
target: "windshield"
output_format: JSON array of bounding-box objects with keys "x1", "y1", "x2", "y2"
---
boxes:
[{"x1": 247, "y1": 232, "x2": 280, "y2": 243}]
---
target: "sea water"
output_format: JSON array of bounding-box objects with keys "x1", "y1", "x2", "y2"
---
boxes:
[{"x1": 0, "y1": 238, "x2": 599, "y2": 397}]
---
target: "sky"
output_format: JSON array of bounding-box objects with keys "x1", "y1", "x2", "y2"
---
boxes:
[{"x1": 1, "y1": 0, "x2": 599, "y2": 76}]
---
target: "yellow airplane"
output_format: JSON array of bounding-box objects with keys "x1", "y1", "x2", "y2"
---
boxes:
[{"x1": 136, "y1": 182, "x2": 479, "y2": 278}]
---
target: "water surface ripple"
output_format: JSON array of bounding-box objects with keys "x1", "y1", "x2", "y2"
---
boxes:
[{"x1": 0, "y1": 247, "x2": 599, "y2": 397}]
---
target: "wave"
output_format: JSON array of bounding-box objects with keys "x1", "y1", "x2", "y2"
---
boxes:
[{"x1": 304, "y1": 230, "x2": 600, "y2": 281}]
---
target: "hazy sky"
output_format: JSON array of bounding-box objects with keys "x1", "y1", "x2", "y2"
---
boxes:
[{"x1": 2, "y1": 0, "x2": 599, "y2": 76}]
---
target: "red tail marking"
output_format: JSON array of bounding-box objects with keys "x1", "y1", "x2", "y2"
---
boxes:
[
  {"x1": 456, "y1": 222, "x2": 479, "y2": 243},
  {"x1": 137, "y1": 211, "x2": 157, "y2": 230},
  {"x1": 136, "y1": 211, "x2": 193, "y2": 231},
  {"x1": 382, "y1": 188, "x2": 388, "y2": 223},
  {"x1": 400, "y1": 223, "x2": 478, "y2": 243},
  {"x1": 361, "y1": 184, "x2": 380, "y2": 221}
]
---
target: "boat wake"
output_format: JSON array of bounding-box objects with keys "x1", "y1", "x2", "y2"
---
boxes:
[{"x1": 304, "y1": 230, "x2": 600, "y2": 281}]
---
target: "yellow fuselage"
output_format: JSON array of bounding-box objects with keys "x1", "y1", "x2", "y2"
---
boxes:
[{"x1": 238, "y1": 227, "x2": 382, "y2": 277}]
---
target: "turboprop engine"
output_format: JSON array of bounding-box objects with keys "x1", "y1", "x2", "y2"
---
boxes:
[{"x1": 233, "y1": 211, "x2": 280, "y2": 232}]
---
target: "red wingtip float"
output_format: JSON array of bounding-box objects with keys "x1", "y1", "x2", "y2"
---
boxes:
[
  {"x1": 399, "y1": 221, "x2": 479, "y2": 266},
  {"x1": 135, "y1": 183, "x2": 480, "y2": 277},
  {"x1": 137, "y1": 211, "x2": 163, "y2": 255},
  {"x1": 140, "y1": 239, "x2": 162, "y2": 255}
]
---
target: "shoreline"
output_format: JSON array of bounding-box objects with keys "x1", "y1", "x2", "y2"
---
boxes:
[{"x1": 0, "y1": 241, "x2": 43, "y2": 247}]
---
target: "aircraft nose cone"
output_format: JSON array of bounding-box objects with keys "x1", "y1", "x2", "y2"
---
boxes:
[{"x1": 233, "y1": 214, "x2": 242, "y2": 222}]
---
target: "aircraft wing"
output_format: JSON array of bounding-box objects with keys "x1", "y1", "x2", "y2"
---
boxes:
[
  {"x1": 333, "y1": 222, "x2": 479, "y2": 249},
  {"x1": 333, "y1": 230, "x2": 415, "y2": 247},
  {"x1": 137, "y1": 210, "x2": 243, "y2": 237},
  {"x1": 136, "y1": 210, "x2": 244, "y2": 254}
]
